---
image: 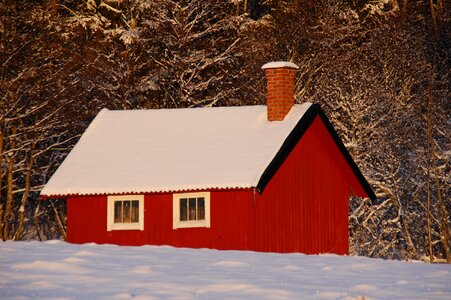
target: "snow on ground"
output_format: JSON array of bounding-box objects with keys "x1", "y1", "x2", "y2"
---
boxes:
[{"x1": 0, "y1": 241, "x2": 450, "y2": 300}]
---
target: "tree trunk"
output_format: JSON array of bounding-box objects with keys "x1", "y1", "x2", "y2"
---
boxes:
[
  {"x1": 426, "y1": 166, "x2": 433, "y2": 263},
  {"x1": 3, "y1": 127, "x2": 16, "y2": 240},
  {"x1": 438, "y1": 0, "x2": 443, "y2": 15},
  {"x1": 33, "y1": 200, "x2": 43, "y2": 241},
  {"x1": 50, "y1": 201, "x2": 67, "y2": 240},
  {"x1": 14, "y1": 148, "x2": 34, "y2": 240},
  {"x1": 0, "y1": 132, "x2": 4, "y2": 240},
  {"x1": 429, "y1": 0, "x2": 438, "y2": 34},
  {"x1": 50, "y1": 0, "x2": 58, "y2": 15},
  {"x1": 434, "y1": 163, "x2": 450, "y2": 263},
  {"x1": 425, "y1": 69, "x2": 434, "y2": 263},
  {"x1": 428, "y1": 69, "x2": 450, "y2": 263},
  {"x1": 379, "y1": 180, "x2": 418, "y2": 258}
]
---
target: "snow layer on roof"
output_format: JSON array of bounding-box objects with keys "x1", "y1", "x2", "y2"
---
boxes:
[
  {"x1": 261, "y1": 61, "x2": 299, "y2": 69},
  {"x1": 41, "y1": 103, "x2": 312, "y2": 196}
]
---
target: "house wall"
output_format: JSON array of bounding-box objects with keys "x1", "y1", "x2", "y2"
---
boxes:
[
  {"x1": 67, "y1": 190, "x2": 257, "y2": 249},
  {"x1": 67, "y1": 115, "x2": 359, "y2": 254},
  {"x1": 254, "y1": 115, "x2": 351, "y2": 254}
]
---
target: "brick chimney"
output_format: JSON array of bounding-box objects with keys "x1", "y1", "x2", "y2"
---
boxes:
[{"x1": 262, "y1": 61, "x2": 299, "y2": 121}]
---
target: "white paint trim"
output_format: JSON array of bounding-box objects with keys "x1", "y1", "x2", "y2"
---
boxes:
[
  {"x1": 173, "y1": 192, "x2": 210, "y2": 229},
  {"x1": 107, "y1": 195, "x2": 144, "y2": 231}
]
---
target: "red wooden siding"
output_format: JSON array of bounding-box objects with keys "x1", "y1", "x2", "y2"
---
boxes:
[
  {"x1": 67, "y1": 115, "x2": 363, "y2": 254},
  {"x1": 254, "y1": 115, "x2": 352, "y2": 254},
  {"x1": 67, "y1": 190, "x2": 256, "y2": 248}
]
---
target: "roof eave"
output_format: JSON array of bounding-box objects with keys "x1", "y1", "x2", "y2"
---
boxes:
[{"x1": 40, "y1": 186, "x2": 256, "y2": 200}]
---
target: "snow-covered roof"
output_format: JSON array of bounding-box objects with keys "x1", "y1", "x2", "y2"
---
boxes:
[{"x1": 41, "y1": 103, "x2": 313, "y2": 197}]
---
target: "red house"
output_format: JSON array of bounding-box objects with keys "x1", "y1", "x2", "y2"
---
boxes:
[{"x1": 41, "y1": 61, "x2": 375, "y2": 254}]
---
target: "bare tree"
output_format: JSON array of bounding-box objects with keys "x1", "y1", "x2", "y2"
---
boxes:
[{"x1": 120, "y1": 0, "x2": 243, "y2": 108}]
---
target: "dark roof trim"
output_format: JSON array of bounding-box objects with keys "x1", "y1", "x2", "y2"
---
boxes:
[
  {"x1": 256, "y1": 104, "x2": 376, "y2": 200},
  {"x1": 256, "y1": 104, "x2": 318, "y2": 193}
]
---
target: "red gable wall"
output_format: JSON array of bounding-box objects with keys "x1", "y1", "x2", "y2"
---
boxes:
[
  {"x1": 67, "y1": 115, "x2": 364, "y2": 254},
  {"x1": 253, "y1": 115, "x2": 353, "y2": 254}
]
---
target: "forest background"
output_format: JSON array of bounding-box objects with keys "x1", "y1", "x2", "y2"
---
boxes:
[{"x1": 0, "y1": 0, "x2": 449, "y2": 262}]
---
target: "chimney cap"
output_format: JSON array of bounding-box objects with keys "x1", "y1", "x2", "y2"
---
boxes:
[{"x1": 262, "y1": 61, "x2": 299, "y2": 70}]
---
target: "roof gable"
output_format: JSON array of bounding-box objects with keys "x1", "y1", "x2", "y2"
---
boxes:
[
  {"x1": 41, "y1": 104, "x2": 313, "y2": 197},
  {"x1": 257, "y1": 104, "x2": 375, "y2": 200}
]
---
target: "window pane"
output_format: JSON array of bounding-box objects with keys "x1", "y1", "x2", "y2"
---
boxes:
[
  {"x1": 123, "y1": 201, "x2": 131, "y2": 223},
  {"x1": 189, "y1": 198, "x2": 196, "y2": 220},
  {"x1": 131, "y1": 200, "x2": 139, "y2": 223},
  {"x1": 197, "y1": 197, "x2": 205, "y2": 220},
  {"x1": 180, "y1": 198, "x2": 188, "y2": 221},
  {"x1": 114, "y1": 201, "x2": 122, "y2": 223}
]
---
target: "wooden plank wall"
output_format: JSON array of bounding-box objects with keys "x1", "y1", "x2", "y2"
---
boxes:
[{"x1": 255, "y1": 115, "x2": 350, "y2": 254}]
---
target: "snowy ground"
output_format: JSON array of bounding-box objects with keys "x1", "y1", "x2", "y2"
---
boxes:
[{"x1": 0, "y1": 241, "x2": 450, "y2": 299}]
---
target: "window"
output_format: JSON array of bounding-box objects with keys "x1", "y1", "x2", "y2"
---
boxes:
[
  {"x1": 107, "y1": 195, "x2": 144, "y2": 231},
  {"x1": 173, "y1": 192, "x2": 210, "y2": 229}
]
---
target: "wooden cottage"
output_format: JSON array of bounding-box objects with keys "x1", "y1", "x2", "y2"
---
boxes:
[{"x1": 41, "y1": 62, "x2": 375, "y2": 254}]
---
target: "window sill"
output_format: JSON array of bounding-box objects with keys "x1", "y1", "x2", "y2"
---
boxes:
[
  {"x1": 109, "y1": 223, "x2": 143, "y2": 231},
  {"x1": 173, "y1": 220, "x2": 210, "y2": 229}
]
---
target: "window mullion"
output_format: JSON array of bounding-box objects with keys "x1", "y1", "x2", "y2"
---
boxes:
[
  {"x1": 187, "y1": 200, "x2": 189, "y2": 221},
  {"x1": 195, "y1": 198, "x2": 198, "y2": 221},
  {"x1": 121, "y1": 201, "x2": 124, "y2": 223},
  {"x1": 129, "y1": 202, "x2": 131, "y2": 223},
  {"x1": 186, "y1": 199, "x2": 188, "y2": 221}
]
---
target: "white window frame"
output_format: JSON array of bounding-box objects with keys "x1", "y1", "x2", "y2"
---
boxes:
[
  {"x1": 173, "y1": 192, "x2": 210, "y2": 229},
  {"x1": 107, "y1": 195, "x2": 144, "y2": 231}
]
